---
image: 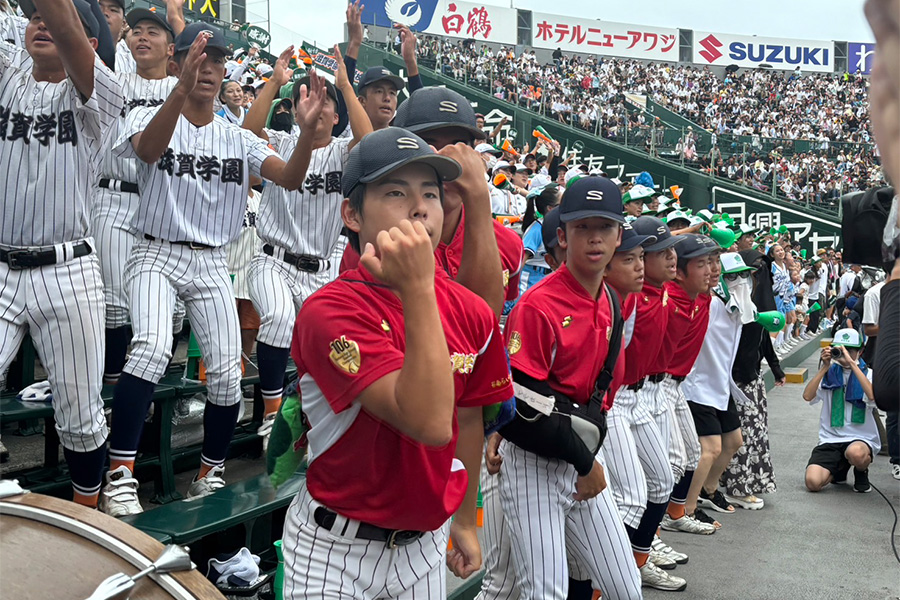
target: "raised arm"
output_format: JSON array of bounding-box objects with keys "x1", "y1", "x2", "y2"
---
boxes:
[
  {"x1": 355, "y1": 220, "x2": 456, "y2": 446},
  {"x1": 440, "y1": 144, "x2": 504, "y2": 316},
  {"x1": 242, "y1": 45, "x2": 294, "y2": 140},
  {"x1": 334, "y1": 45, "x2": 372, "y2": 148},
  {"x1": 164, "y1": 0, "x2": 186, "y2": 36},
  {"x1": 397, "y1": 24, "x2": 423, "y2": 92},
  {"x1": 31, "y1": 0, "x2": 99, "y2": 98},
  {"x1": 344, "y1": 0, "x2": 363, "y2": 61},
  {"x1": 259, "y1": 69, "x2": 327, "y2": 191},
  {"x1": 487, "y1": 116, "x2": 508, "y2": 142},
  {"x1": 130, "y1": 33, "x2": 208, "y2": 163}
]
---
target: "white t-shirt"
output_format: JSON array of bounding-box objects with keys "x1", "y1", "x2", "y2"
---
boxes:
[
  {"x1": 862, "y1": 281, "x2": 884, "y2": 327},
  {"x1": 811, "y1": 368, "x2": 879, "y2": 453},
  {"x1": 838, "y1": 271, "x2": 857, "y2": 297}
]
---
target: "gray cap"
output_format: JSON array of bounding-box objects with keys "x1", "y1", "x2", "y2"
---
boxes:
[
  {"x1": 632, "y1": 216, "x2": 683, "y2": 253},
  {"x1": 19, "y1": 0, "x2": 99, "y2": 38},
  {"x1": 342, "y1": 127, "x2": 462, "y2": 197},
  {"x1": 393, "y1": 87, "x2": 486, "y2": 140}
]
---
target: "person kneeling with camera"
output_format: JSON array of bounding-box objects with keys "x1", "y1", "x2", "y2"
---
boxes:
[{"x1": 802, "y1": 328, "x2": 879, "y2": 494}]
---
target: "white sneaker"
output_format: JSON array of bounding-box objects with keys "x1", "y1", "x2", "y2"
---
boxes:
[
  {"x1": 258, "y1": 413, "x2": 277, "y2": 452},
  {"x1": 185, "y1": 466, "x2": 226, "y2": 501},
  {"x1": 660, "y1": 513, "x2": 716, "y2": 535},
  {"x1": 652, "y1": 535, "x2": 688, "y2": 564},
  {"x1": 724, "y1": 493, "x2": 765, "y2": 510},
  {"x1": 640, "y1": 561, "x2": 687, "y2": 591},
  {"x1": 648, "y1": 549, "x2": 678, "y2": 570},
  {"x1": 892, "y1": 464, "x2": 900, "y2": 481},
  {"x1": 99, "y1": 466, "x2": 143, "y2": 517}
]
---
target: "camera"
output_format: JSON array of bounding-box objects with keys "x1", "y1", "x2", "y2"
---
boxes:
[
  {"x1": 830, "y1": 347, "x2": 843, "y2": 359},
  {"x1": 841, "y1": 186, "x2": 898, "y2": 268}
]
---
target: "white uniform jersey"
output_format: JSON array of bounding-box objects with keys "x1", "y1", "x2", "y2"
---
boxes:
[
  {"x1": 114, "y1": 106, "x2": 277, "y2": 247},
  {"x1": 0, "y1": 12, "x2": 26, "y2": 47},
  {"x1": 0, "y1": 43, "x2": 123, "y2": 247},
  {"x1": 225, "y1": 189, "x2": 261, "y2": 300},
  {"x1": 100, "y1": 73, "x2": 177, "y2": 183},
  {"x1": 257, "y1": 130, "x2": 349, "y2": 257},
  {"x1": 115, "y1": 38, "x2": 136, "y2": 74}
]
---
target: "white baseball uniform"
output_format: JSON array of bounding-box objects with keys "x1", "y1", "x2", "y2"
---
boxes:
[
  {"x1": 113, "y1": 106, "x2": 276, "y2": 406},
  {"x1": 0, "y1": 42, "x2": 123, "y2": 459},
  {"x1": 93, "y1": 72, "x2": 177, "y2": 328},
  {"x1": 115, "y1": 38, "x2": 136, "y2": 74},
  {"x1": 248, "y1": 131, "x2": 349, "y2": 349}
]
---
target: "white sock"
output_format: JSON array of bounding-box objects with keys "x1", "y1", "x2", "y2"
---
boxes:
[{"x1": 775, "y1": 331, "x2": 784, "y2": 347}]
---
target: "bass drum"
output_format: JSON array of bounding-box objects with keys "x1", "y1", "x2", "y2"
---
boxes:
[{"x1": 0, "y1": 492, "x2": 224, "y2": 600}]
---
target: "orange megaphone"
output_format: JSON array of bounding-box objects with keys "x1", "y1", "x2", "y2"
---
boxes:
[
  {"x1": 501, "y1": 139, "x2": 519, "y2": 158},
  {"x1": 493, "y1": 173, "x2": 512, "y2": 190},
  {"x1": 533, "y1": 126, "x2": 554, "y2": 145}
]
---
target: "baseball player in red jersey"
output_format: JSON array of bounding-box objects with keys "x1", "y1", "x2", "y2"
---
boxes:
[
  {"x1": 283, "y1": 127, "x2": 513, "y2": 598},
  {"x1": 603, "y1": 223, "x2": 688, "y2": 592},
  {"x1": 0, "y1": 0, "x2": 122, "y2": 509},
  {"x1": 659, "y1": 234, "x2": 720, "y2": 533},
  {"x1": 497, "y1": 177, "x2": 641, "y2": 600},
  {"x1": 343, "y1": 87, "x2": 523, "y2": 316}
]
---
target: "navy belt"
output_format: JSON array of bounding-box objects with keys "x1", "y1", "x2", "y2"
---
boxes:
[
  {"x1": 647, "y1": 373, "x2": 667, "y2": 384},
  {"x1": 144, "y1": 234, "x2": 213, "y2": 250},
  {"x1": 0, "y1": 241, "x2": 92, "y2": 269},
  {"x1": 313, "y1": 507, "x2": 424, "y2": 549}
]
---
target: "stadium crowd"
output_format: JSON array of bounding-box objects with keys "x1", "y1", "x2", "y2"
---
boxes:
[{"x1": 414, "y1": 35, "x2": 885, "y2": 208}]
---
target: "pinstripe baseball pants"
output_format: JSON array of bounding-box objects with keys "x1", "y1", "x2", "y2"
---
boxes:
[
  {"x1": 662, "y1": 377, "x2": 701, "y2": 477},
  {"x1": 123, "y1": 240, "x2": 241, "y2": 407},
  {"x1": 476, "y1": 454, "x2": 519, "y2": 600},
  {"x1": 92, "y1": 188, "x2": 185, "y2": 331},
  {"x1": 248, "y1": 252, "x2": 332, "y2": 349},
  {"x1": 282, "y1": 480, "x2": 447, "y2": 599},
  {"x1": 0, "y1": 245, "x2": 107, "y2": 452},
  {"x1": 498, "y1": 441, "x2": 642, "y2": 600}
]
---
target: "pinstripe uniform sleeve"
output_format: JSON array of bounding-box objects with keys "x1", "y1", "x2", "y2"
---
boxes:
[
  {"x1": 111, "y1": 105, "x2": 155, "y2": 160},
  {"x1": 242, "y1": 129, "x2": 278, "y2": 178},
  {"x1": 73, "y1": 55, "x2": 125, "y2": 134}
]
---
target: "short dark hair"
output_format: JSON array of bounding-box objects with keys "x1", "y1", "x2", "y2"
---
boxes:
[{"x1": 676, "y1": 256, "x2": 691, "y2": 275}]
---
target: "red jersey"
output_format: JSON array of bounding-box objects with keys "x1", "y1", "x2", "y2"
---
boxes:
[
  {"x1": 625, "y1": 283, "x2": 670, "y2": 384},
  {"x1": 504, "y1": 265, "x2": 624, "y2": 410},
  {"x1": 666, "y1": 291, "x2": 712, "y2": 377},
  {"x1": 339, "y1": 243, "x2": 360, "y2": 274},
  {"x1": 609, "y1": 291, "x2": 637, "y2": 399},
  {"x1": 436, "y1": 207, "x2": 525, "y2": 302},
  {"x1": 646, "y1": 281, "x2": 694, "y2": 376},
  {"x1": 291, "y1": 266, "x2": 513, "y2": 531}
]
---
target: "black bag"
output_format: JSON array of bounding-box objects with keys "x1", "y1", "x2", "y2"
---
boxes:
[
  {"x1": 841, "y1": 187, "x2": 894, "y2": 267},
  {"x1": 503, "y1": 284, "x2": 624, "y2": 456}
]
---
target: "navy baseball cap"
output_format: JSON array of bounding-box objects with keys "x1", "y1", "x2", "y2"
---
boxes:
[
  {"x1": 342, "y1": 127, "x2": 462, "y2": 197},
  {"x1": 617, "y1": 221, "x2": 658, "y2": 252},
  {"x1": 559, "y1": 177, "x2": 626, "y2": 224},
  {"x1": 126, "y1": 8, "x2": 174, "y2": 37},
  {"x1": 174, "y1": 22, "x2": 228, "y2": 55},
  {"x1": 19, "y1": 0, "x2": 99, "y2": 38},
  {"x1": 357, "y1": 66, "x2": 405, "y2": 94},
  {"x1": 675, "y1": 234, "x2": 719, "y2": 259},
  {"x1": 393, "y1": 87, "x2": 486, "y2": 140},
  {"x1": 541, "y1": 207, "x2": 561, "y2": 250},
  {"x1": 293, "y1": 74, "x2": 339, "y2": 107},
  {"x1": 632, "y1": 216, "x2": 682, "y2": 253}
]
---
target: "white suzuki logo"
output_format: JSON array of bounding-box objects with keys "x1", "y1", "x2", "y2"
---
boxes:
[
  {"x1": 438, "y1": 100, "x2": 459, "y2": 113},
  {"x1": 396, "y1": 137, "x2": 420, "y2": 150},
  {"x1": 586, "y1": 190, "x2": 604, "y2": 201}
]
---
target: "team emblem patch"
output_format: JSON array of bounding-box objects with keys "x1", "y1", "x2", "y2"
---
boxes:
[
  {"x1": 840, "y1": 332, "x2": 852, "y2": 342},
  {"x1": 662, "y1": 289, "x2": 669, "y2": 306},
  {"x1": 329, "y1": 336, "x2": 361, "y2": 374},
  {"x1": 508, "y1": 331, "x2": 522, "y2": 355},
  {"x1": 381, "y1": 320, "x2": 391, "y2": 332},
  {"x1": 562, "y1": 316, "x2": 572, "y2": 328},
  {"x1": 502, "y1": 269, "x2": 510, "y2": 288}
]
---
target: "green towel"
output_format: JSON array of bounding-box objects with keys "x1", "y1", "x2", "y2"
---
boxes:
[{"x1": 266, "y1": 393, "x2": 309, "y2": 489}]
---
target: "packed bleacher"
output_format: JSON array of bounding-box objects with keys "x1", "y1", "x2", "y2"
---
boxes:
[{"x1": 413, "y1": 35, "x2": 884, "y2": 211}]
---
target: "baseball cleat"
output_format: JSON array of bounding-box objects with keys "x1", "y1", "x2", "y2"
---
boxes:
[
  {"x1": 661, "y1": 513, "x2": 716, "y2": 535},
  {"x1": 652, "y1": 535, "x2": 688, "y2": 564},
  {"x1": 99, "y1": 466, "x2": 143, "y2": 517},
  {"x1": 640, "y1": 561, "x2": 687, "y2": 591},
  {"x1": 185, "y1": 465, "x2": 226, "y2": 501}
]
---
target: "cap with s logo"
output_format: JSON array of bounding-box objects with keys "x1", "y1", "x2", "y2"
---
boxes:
[
  {"x1": 617, "y1": 220, "x2": 659, "y2": 252},
  {"x1": 393, "y1": 88, "x2": 487, "y2": 140},
  {"x1": 357, "y1": 66, "x2": 406, "y2": 94},
  {"x1": 341, "y1": 127, "x2": 462, "y2": 197},
  {"x1": 631, "y1": 215, "x2": 684, "y2": 253},
  {"x1": 559, "y1": 176, "x2": 625, "y2": 224}
]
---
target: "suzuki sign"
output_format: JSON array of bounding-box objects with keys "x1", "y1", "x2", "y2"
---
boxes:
[{"x1": 693, "y1": 32, "x2": 834, "y2": 73}]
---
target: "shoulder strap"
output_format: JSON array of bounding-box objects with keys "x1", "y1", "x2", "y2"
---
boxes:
[{"x1": 589, "y1": 283, "x2": 625, "y2": 408}]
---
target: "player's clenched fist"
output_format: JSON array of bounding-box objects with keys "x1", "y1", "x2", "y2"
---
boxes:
[
  {"x1": 439, "y1": 143, "x2": 490, "y2": 206},
  {"x1": 574, "y1": 460, "x2": 607, "y2": 501},
  {"x1": 360, "y1": 220, "x2": 435, "y2": 295}
]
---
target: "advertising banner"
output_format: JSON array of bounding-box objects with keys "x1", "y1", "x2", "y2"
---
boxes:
[
  {"x1": 187, "y1": 0, "x2": 219, "y2": 20},
  {"x1": 362, "y1": 0, "x2": 517, "y2": 45},
  {"x1": 847, "y1": 42, "x2": 875, "y2": 75},
  {"x1": 530, "y1": 13, "x2": 678, "y2": 61},
  {"x1": 693, "y1": 32, "x2": 834, "y2": 72}
]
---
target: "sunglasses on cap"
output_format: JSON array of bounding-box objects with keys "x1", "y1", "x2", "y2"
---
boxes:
[{"x1": 723, "y1": 271, "x2": 752, "y2": 282}]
